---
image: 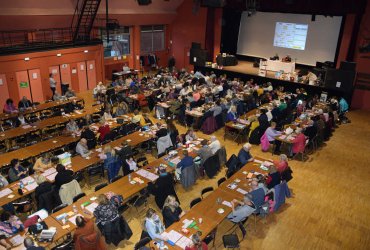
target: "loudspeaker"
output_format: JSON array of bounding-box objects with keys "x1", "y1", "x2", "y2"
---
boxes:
[
  {"x1": 324, "y1": 69, "x2": 356, "y2": 93},
  {"x1": 191, "y1": 42, "x2": 201, "y2": 49},
  {"x1": 340, "y1": 61, "x2": 356, "y2": 71},
  {"x1": 201, "y1": 0, "x2": 226, "y2": 7},
  {"x1": 137, "y1": 0, "x2": 152, "y2": 5},
  {"x1": 190, "y1": 49, "x2": 207, "y2": 66}
]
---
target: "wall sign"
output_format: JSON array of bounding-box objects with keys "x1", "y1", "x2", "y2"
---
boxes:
[{"x1": 20, "y1": 82, "x2": 29, "y2": 88}]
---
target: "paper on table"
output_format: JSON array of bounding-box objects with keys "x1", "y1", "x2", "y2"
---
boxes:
[
  {"x1": 222, "y1": 201, "x2": 232, "y2": 208},
  {"x1": 68, "y1": 214, "x2": 83, "y2": 225},
  {"x1": 254, "y1": 159, "x2": 263, "y2": 164},
  {"x1": 25, "y1": 182, "x2": 38, "y2": 191},
  {"x1": 136, "y1": 169, "x2": 159, "y2": 182},
  {"x1": 182, "y1": 219, "x2": 193, "y2": 229},
  {"x1": 22, "y1": 125, "x2": 32, "y2": 129},
  {"x1": 227, "y1": 183, "x2": 237, "y2": 190},
  {"x1": 9, "y1": 234, "x2": 24, "y2": 246},
  {"x1": 41, "y1": 168, "x2": 57, "y2": 177},
  {"x1": 114, "y1": 146, "x2": 122, "y2": 151},
  {"x1": 46, "y1": 172, "x2": 58, "y2": 182},
  {"x1": 85, "y1": 202, "x2": 99, "y2": 214},
  {"x1": 176, "y1": 236, "x2": 193, "y2": 249},
  {"x1": 237, "y1": 188, "x2": 248, "y2": 195},
  {"x1": 169, "y1": 157, "x2": 181, "y2": 165},
  {"x1": 20, "y1": 176, "x2": 34, "y2": 184},
  {"x1": 263, "y1": 161, "x2": 273, "y2": 167},
  {"x1": 0, "y1": 188, "x2": 12, "y2": 198},
  {"x1": 162, "y1": 230, "x2": 183, "y2": 243}
]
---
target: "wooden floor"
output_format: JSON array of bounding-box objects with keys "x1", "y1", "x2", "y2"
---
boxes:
[{"x1": 77, "y1": 91, "x2": 370, "y2": 250}]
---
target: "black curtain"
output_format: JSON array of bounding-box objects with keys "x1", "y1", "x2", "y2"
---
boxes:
[{"x1": 220, "y1": 8, "x2": 242, "y2": 55}]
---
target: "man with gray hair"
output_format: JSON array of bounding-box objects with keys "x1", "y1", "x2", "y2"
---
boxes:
[
  {"x1": 227, "y1": 194, "x2": 256, "y2": 223},
  {"x1": 75, "y1": 138, "x2": 90, "y2": 158},
  {"x1": 24, "y1": 237, "x2": 45, "y2": 250},
  {"x1": 209, "y1": 135, "x2": 221, "y2": 154},
  {"x1": 237, "y1": 143, "x2": 254, "y2": 165}
]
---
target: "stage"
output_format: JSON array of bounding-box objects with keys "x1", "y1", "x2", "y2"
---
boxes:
[{"x1": 195, "y1": 59, "x2": 353, "y2": 103}]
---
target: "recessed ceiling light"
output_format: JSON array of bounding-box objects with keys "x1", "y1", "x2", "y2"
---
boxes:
[
  {"x1": 84, "y1": 50, "x2": 88, "y2": 53},
  {"x1": 57, "y1": 53, "x2": 62, "y2": 57},
  {"x1": 24, "y1": 57, "x2": 30, "y2": 61}
]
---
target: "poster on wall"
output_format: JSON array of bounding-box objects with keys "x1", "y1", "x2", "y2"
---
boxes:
[
  {"x1": 80, "y1": 64, "x2": 84, "y2": 70},
  {"x1": 71, "y1": 69, "x2": 77, "y2": 74},
  {"x1": 0, "y1": 78, "x2": 3, "y2": 85},
  {"x1": 89, "y1": 64, "x2": 94, "y2": 70},
  {"x1": 20, "y1": 82, "x2": 29, "y2": 88},
  {"x1": 32, "y1": 73, "x2": 37, "y2": 79},
  {"x1": 52, "y1": 69, "x2": 58, "y2": 74},
  {"x1": 61, "y1": 64, "x2": 68, "y2": 69}
]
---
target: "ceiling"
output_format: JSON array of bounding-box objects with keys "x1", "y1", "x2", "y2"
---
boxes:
[{"x1": 0, "y1": 0, "x2": 185, "y2": 15}]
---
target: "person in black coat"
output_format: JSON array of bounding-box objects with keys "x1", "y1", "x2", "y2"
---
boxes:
[
  {"x1": 35, "y1": 175, "x2": 53, "y2": 207},
  {"x1": 24, "y1": 237, "x2": 45, "y2": 250},
  {"x1": 156, "y1": 124, "x2": 168, "y2": 138},
  {"x1": 18, "y1": 96, "x2": 32, "y2": 110},
  {"x1": 54, "y1": 164, "x2": 74, "y2": 190},
  {"x1": 266, "y1": 166, "x2": 281, "y2": 189},
  {"x1": 148, "y1": 169, "x2": 179, "y2": 209},
  {"x1": 80, "y1": 126, "x2": 96, "y2": 149},
  {"x1": 258, "y1": 109, "x2": 270, "y2": 134},
  {"x1": 162, "y1": 195, "x2": 184, "y2": 228},
  {"x1": 304, "y1": 120, "x2": 317, "y2": 141}
]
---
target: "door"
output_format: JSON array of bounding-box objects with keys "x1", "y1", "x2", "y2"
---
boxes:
[
  {"x1": 28, "y1": 69, "x2": 44, "y2": 102},
  {"x1": 86, "y1": 60, "x2": 97, "y2": 89},
  {"x1": 16, "y1": 71, "x2": 32, "y2": 101},
  {"x1": 60, "y1": 63, "x2": 72, "y2": 91},
  {"x1": 77, "y1": 61, "x2": 88, "y2": 92},
  {"x1": 0, "y1": 74, "x2": 10, "y2": 108},
  {"x1": 49, "y1": 66, "x2": 61, "y2": 94}
]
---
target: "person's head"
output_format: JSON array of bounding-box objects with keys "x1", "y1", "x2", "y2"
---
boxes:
[
  {"x1": 134, "y1": 109, "x2": 139, "y2": 115},
  {"x1": 41, "y1": 152, "x2": 51, "y2": 161},
  {"x1": 243, "y1": 143, "x2": 252, "y2": 152},
  {"x1": 210, "y1": 135, "x2": 217, "y2": 142},
  {"x1": 191, "y1": 231, "x2": 203, "y2": 248},
  {"x1": 80, "y1": 138, "x2": 87, "y2": 146},
  {"x1": 271, "y1": 122, "x2": 277, "y2": 129},
  {"x1": 6, "y1": 98, "x2": 13, "y2": 105},
  {"x1": 295, "y1": 127, "x2": 303, "y2": 134},
  {"x1": 97, "y1": 194, "x2": 109, "y2": 205},
  {"x1": 22, "y1": 96, "x2": 28, "y2": 101},
  {"x1": 163, "y1": 195, "x2": 179, "y2": 210},
  {"x1": 251, "y1": 180, "x2": 259, "y2": 190},
  {"x1": 51, "y1": 157, "x2": 59, "y2": 166},
  {"x1": 104, "y1": 145, "x2": 114, "y2": 155},
  {"x1": 56, "y1": 164, "x2": 65, "y2": 173},
  {"x1": 24, "y1": 237, "x2": 36, "y2": 248},
  {"x1": 10, "y1": 159, "x2": 19, "y2": 168},
  {"x1": 279, "y1": 154, "x2": 288, "y2": 162},
  {"x1": 75, "y1": 216, "x2": 86, "y2": 228},
  {"x1": 145, "y1": 208, "x2": 159, "y2": 221},
  {"x1": 35, "y1": 174, "x2": 47, "y2": 185},
  {"x1": 269, "y1": 165, "x2": 277, "y2": 174},
  {"x1": 230, "y1": 106, "x2": 237, "y2": 113},
  {"x1": 0, "y1": 211, "x2": 11, "y2": 222}
]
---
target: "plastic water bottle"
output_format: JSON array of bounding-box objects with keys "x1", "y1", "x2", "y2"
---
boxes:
[
  {"x1": 73, "y1": 205, "x2": 77, "y2": 213},
  {"x1": 19, "y1": 182, "x2": 24, "y2": 189},
  {"x1": 128, "y1": 174, "x2": 131, "y2": 182}
]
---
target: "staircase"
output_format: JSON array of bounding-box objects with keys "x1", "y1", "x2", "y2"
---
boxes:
[{"x1": 71, "y1": 0, "x2": 102, "y2": 42}]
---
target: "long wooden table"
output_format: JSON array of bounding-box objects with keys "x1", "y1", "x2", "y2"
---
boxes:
[{"x1": 0, "y1": 97, "x2": 83, "y2": 122}]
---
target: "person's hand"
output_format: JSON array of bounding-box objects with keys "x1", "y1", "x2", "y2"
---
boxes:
[{"x1": 162, "y1": 236, "x2": 169, "y2": 241}]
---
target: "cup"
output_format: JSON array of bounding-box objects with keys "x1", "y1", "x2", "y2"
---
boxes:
[
  {"x1": 217, "y1": 197, "x2": 222, "y2": 204},
  {"x1": 199, "y1": 218, "x2": 203, "y2": 224}
]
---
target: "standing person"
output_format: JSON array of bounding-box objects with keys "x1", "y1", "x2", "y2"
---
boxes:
[
  {"x1": 49, "y1": 73, "x2": 57, "y2": 97},
  {"x1": 162, "y1": 195, "x2": 185, "y2": 228},
  {"x1": 61, "y1": 82, "x2": 69, "y2": 96},
  {"x1": 99, "y1": 145, "x2": 120, "y2": 182}
]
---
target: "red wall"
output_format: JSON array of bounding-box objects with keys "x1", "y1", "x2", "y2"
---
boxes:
[{"x1": 0, "y1": 45, "x2": 104, "y2": 103}]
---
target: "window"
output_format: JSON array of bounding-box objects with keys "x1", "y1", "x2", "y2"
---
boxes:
[
  {"x1": 100, "y1": 27, "x2": 130, "y2": 58},
  {"x1": 140, "y1": 25, "x2": 165, "y2": 52}
]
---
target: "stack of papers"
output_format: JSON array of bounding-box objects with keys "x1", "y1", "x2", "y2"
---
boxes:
[
  {"x1": 136, "y1": 169, "x2": 159, "y2": 181},
  {"x1": 237, "y1": 188, "x2": 248, "y2": 195},
  {"x1": 176, "y1": 236, "x2": 193, "y2": 249},
  {"x1": 85, "y1": 202, "x2": 98, "y2": 213},
  {"x1": 41, "y1": 168, "x2": 57, "y2": 177},
  {"x1": 25, "y1": 182, "x2": 38, "y2": 191},
  {"x1": 9, "y1": 235, "x2": 24, "y2": 246},
  {"x1": 222, "y1": 200, "x2": 232, "y2": 208},
  {"x1": 169, "y1": 157, "x2": 181, "y2": 165},
  {"x1": 0, "y1": 188, "x2": 13, "y2": 198}
]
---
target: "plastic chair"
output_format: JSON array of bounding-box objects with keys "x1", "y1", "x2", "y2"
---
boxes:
[
  {"x1": 72, "y1": 193, "x2": 86, "y2": 203},
  {"x1": 94, "y1": 183, "x2": 108, "y2": 191},
  {"x1": 190, "y1": 197, "x2": 202, "y2": 208},
  {"x1": 52, "y1": 204, "x2": 68, "y2": 214},
  {"x1": 218, "y1": 177, "x2": 226, "y2": 186},
  {"x1": 201, "y1": 187, "x2": 214, "y2": 199}
]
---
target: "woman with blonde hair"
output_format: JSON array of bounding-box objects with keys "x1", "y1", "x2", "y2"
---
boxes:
[
  {"x1": 248, "y1": 116, "x2": 260, "y2": 138},
  {"x1": 162, "y1": 195, "x2": 185, "y2": 227},
  {"x1": 100, "y1": 145, "x2": 120, "y2": 182}
]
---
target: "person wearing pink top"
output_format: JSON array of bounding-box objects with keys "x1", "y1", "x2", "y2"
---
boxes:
[
  {"x1": 273, "y1": 154, "x2": 289, "y2": 173},
  {"x1": 3, "y1": 99, "x2": 18, "y2": 114},
  {"x1": 192, "y1": 91, "x2": 201, "y2": 102},
  {"x1": 290, "y1": 128, "x2": 306, "y2": 156}
]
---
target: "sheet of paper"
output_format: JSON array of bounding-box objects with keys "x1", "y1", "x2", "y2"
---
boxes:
[
  {"x1": 227, "y1": 183, "x2": 237, "y2": 190},
  {"x1": 169, "y1": 157, "x2": 181, "y2": 165},
  {"x1": 22, "y1": 125, "x2": 32, "y2": 129},
  {"x1": 20, "y1": 176, "x2": 34, "y2": 184},
  {"x1": 41, "y1": 168, "x2": 57, "y2": 177},
  {"x1": 222, "y1": 200, "x2": 232, "y2": 208},
  {"x1": 9, "y1": 235, "x2": 24, "y2": 246},
  {"x1": 25, "y1": 182, "x2": 38, "y2": 191},
  {"x1": 237, "y1": 188, "x2": 248, "y2": 195},
  {"x1": 162, "y1": 230, "x2": 183, "y2": 243},
  {"x1": 182, "y1": 219, "x2": 193, "y2": 229},
  {"x1": 0, "y1": 188, "x2": 13, "y2": 198},
  {"x1": 68, "y1": 214, "x2": 83, "y2": 225},
  {"x1": 176, "y1": 236, "x2": 193, "y2": 249},
  {"x1": 85, "y1": 202, "x2": 99, "y2": 214},
  {"x1": 254, "y1": 159, "x2": 263, "y2": 164},
  {"x1": 46, "y1": 172, "x2": 58, "y2": 182},
  {"x1": 136, "y1": 169, "x2": 158, "y2": 181}
]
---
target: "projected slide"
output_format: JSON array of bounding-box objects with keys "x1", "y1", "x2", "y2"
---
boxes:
[{"x1": 273, "y1": 22, "x2": 308, "y2": 50}]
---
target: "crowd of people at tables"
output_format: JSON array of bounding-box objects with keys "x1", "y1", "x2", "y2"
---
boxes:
[{"x1": 0, "y1": 67, "x2": 350, "y2": 249}]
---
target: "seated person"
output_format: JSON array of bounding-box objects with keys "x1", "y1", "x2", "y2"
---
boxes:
[
  {"x1": 125, "y1": 157, "x2": 138, "y2": 173},
  {"x1": 94, "y1": 194, "x2": 119, "y2": 226},
  {"x1": 209, "y1": 135, "x2": 221, "y2": 154},
  {"x1": 33, "y1": 153, "x2": 52, "y2": 173},
  {"x1": 3, "y1": 98, "x2": 18, "y2": 114},
  {"x1": 265, "y1": 122, "x2": 283, "y2": 154},
  {"x1": 226, "y1": 105, "x2": 238, "y2": 122},
  {"x1": 185, "y1": 128, "x2": 197, "y2": 142},
  {"x1": 137, "y1": 90, "x2": 148, "y2": 108},
  {"x1": 54, "y1": 164, "x2": 74, "y2": 190},
  {"x1": 143, "y1": 113, "x2": 153, "y2": 126},
  {"x1": 24, "y1": 237, "x2": 45, "y2": 250},
  {"x1": 64, "y1": 99, "x2": 82, "y2": 113},
  {"x1": 290, "y1": 127, "x2": 306, "y2": 157},
  {"x1": 266, "y1": 165, "x2": 281, "y2": 189},
  {"x1": 14, "y1": 113, "x2": 29, "y2": 127},
  {"x1": 197, "y1": 139, "x2": 213, "y2": 164},
  {"x1": 64, "y1": 88, "x2": 76, "y2": 98},
  {"x1": 8, "y1": 159, "x2": 27, "y2": 183},
  {"x1": 34, "y1": 175, "x2": 53, "y2": 207},
  {"x1": 18, "y1": 96, "x2": 32, "y2": 111},
  {"x1": 65, "y1": 119, "x2": 80, "y2": 135},
  {"x1": 304, "y1": 120, "x2": 317, "y2": 141},
  {"x1": 249, "y1": 180, "x2": 266, "y2": 210},
  {"x1": 185, "y1": 231, "x2": 208, "y2": 250},
  {"x1": 103, "y1": 107, "x2": 113, "y2": 121},
  {"x1": 98, "y1": 120, "x2": 110, "y2": 142},
  {"x1": 162, "y1": 195, "x2": 185, "y2": 228},
  {"x1": 99, "y1": 145, "x2": 120, "y2": 182},
  {"x1": 237, "y1": 143, "x2": 254, "y2": 165},
  {"x1": 0, "y1": 174, "x2": 9, "y2": 189},
  {"x1": 52, "y1": 91, "x2": 64, "y2": 101},
  {"x1": 74, "y1": 216, "x2": 106, "y2": 250},
  {"x1": 177, "y1": 150, "x2": 194, "y2": 171},
  {"x1": 76, "y1": 138, "x2": 91, "y2": 157},
  {"x1": 80, "y1": 126, "x2": 96, "y2": 149},
  {"x1": 144, "y1": 208, "x2": 168, "y2": 244},
  {"x1": 114, "y1": 102, "x2": 128, "y2": 116},
  {"x1": 131, "y1": 109, "x2": 145, "y2": 126},
  {"x1": 273, "y1": 154, "x2": 289, "y2": 173},
  {"x1": 116, "y1": 141, "x2": 133, "y2": 160},
  {"x1": 156, "y1": 123, "x2": 168, "y2": 138},
  {"x1": 227, "y1": 194, "x2": 256, "y2": 223}
]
